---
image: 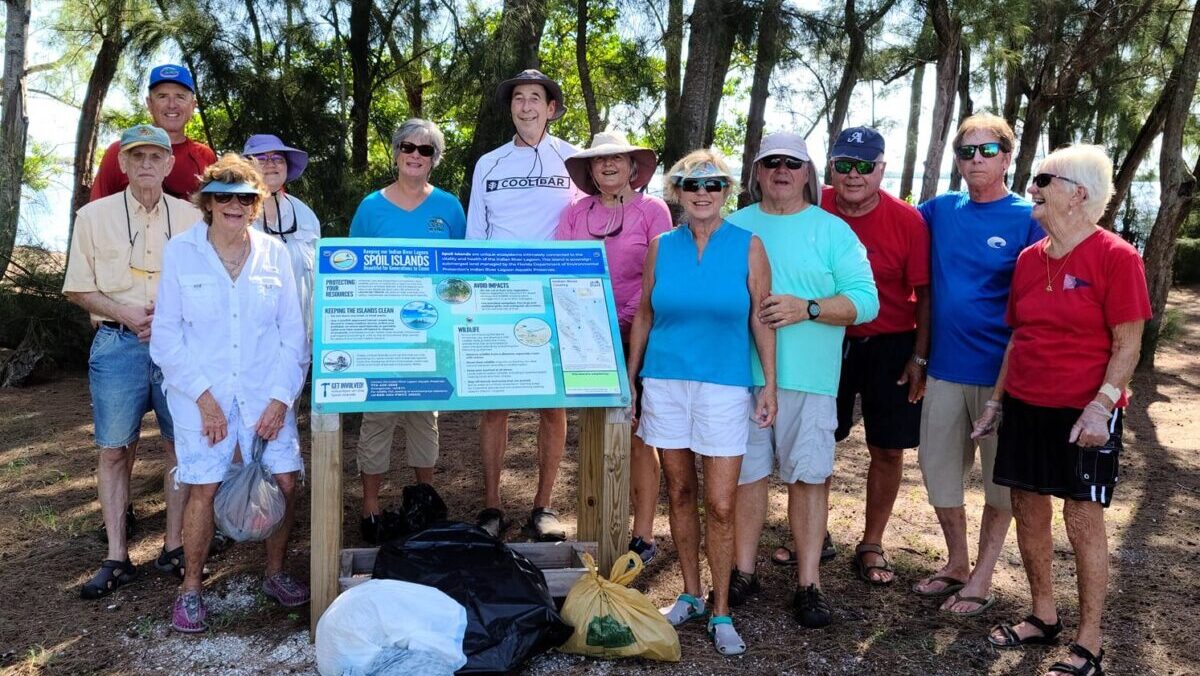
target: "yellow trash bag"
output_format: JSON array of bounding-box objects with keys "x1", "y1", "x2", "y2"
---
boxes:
[{"x1": 559, "y1": 551, "x2": 681, "y2": 661}]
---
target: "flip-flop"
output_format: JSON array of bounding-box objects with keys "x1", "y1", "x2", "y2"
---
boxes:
[
  {"x1": 941, "y1": 592, "x2": 995, "y2": 617},
  {"x1": 912, "y1": 575, "x2": 967, "y2": 598}
]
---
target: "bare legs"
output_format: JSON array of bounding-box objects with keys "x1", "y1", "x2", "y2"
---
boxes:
[
  {"x1": 480, "y1": 409, "x2": 567, "y2": 510},
  {"x1": 98, "y1": 446, "x2": 133, "y2": 562},
  {"x1": 789, "y1": 481, "x2": 827, "y2": 588},
  {"x1": 629, "y1": 434, "x2": 661, "y2": 543},
  {"x1": 858, "y1": 444, "x2": 903, "y2": 583}
]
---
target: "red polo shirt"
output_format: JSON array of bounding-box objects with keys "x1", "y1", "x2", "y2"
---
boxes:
[{"x1": 90, "y1": 137, "x2": 217, "y2": 202}]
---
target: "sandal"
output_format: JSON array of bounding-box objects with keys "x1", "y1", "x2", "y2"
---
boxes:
[
  {"x1": 941, "y1": 592, "x2": 995, "y2": 616},
  {"x1": 476, "y1": 508, "x2": 509, "y2": 539},
  {"x1": 154, "y1": 546, "x2": 210, "y2": 579},
  {"x1": 81, "y1": 559, "x2": 137, "y2": 599},
  {"x1": 987, "y1": 613, "x2": 1063, "y2": 648},
  {"x1": 1047, "y1": 643, "x2": 1104, "y2": 675},
  {"x1": 708, "y1": 615, "x2": 746, "y2": 656},
  {"x1": 707, "y1": 569, "x2": 760, "y2": 607},
  {"x1": 913, "y1": 574, "x2": 966, "y2": 598},
  {"x1": 660, "y1": 592, "x2": 707, "y2": 626},
  {"x1": 771, "y1": 533, "x2": 837, "y2": 566},
  {"x1": 853, "y1": 543, "x2": 895, "y2": 585}
]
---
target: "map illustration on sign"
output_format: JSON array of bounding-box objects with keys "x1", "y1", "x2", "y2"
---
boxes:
[{"x1": 311, "y1": 238, "x2": 629, "y2": 413}]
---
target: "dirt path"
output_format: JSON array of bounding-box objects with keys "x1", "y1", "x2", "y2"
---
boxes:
[{"x1": 1, "y1": 288, "x2": 1197, "y2": 675}]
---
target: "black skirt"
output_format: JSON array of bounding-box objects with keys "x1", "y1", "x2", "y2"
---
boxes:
[{"x1": 994, "y1": 395, "x2": 1123, "y2": 508}]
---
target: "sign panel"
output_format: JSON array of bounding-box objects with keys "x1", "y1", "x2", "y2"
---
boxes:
[{"x1": 311, "y1": 238, "x2": 630, "y2": 413}]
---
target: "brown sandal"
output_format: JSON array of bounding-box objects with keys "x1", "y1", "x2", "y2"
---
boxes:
[{"x1": 853, "y1": 543, "x2": 894, "y2": 585}]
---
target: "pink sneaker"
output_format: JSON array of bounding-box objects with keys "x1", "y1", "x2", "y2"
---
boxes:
[
  {"x1": 262, "y1": 572, "x2": 310, "y2": 607},
  {"x1": 171, "y1": 591, "x2": 207, "y2": 633}
]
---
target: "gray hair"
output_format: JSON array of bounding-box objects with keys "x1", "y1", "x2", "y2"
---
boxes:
[
  {"x1": 1038, "y1": 144, "x2": 1115, "y2": 224},
  {"x1": 391, "y1": 118, "x2": 446, "y2": 168}
]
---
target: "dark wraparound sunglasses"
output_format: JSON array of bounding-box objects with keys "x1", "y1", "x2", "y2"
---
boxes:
[
  {"x1": 955, "y1": 142, "x2": 1003, "y2": 160},
  {"x1": 832, "y1": 159, "x2": 878, "y2": 175},
  {"x1": 397, "y1": 141, "x2": 436, "y2": 157},
  {"x1": 1032, "y1": 173, "x2": 1080, "y2": 188},
  {"x1": 679, "y1": 178, "x2": 728, "y2": 193},
  {"x1": 212, "y1": 193, "x2": 257, "y2": 206},
  {"x1": 761, "y1": 155, "x2": 805, "y2": 170}
]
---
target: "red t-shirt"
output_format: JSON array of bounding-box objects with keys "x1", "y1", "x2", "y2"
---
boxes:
[
  {"x1": 1005, "y1": 228, "x2": 1151, "y2": 409},
  {"x1": 821, "y1": 186, "x2": 930, "y2": 337},
  {"x1": 90, "y1": 138, "x2": 217, "y2": 202}
]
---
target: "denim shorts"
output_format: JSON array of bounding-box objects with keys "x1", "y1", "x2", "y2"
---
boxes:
[{"x1": 88, "y1": 325, "x2": 174, "y2": 447}]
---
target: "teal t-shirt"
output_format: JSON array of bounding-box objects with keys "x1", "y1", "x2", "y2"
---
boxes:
[
  {"x1": 349, "y1": 187, "x2": 466, "y2": 239},
  {"x1": 727, "y1": 203, "x2": 878, "y2": 395}
]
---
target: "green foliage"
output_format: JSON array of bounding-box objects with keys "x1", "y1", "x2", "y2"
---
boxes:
[
  {"x1": 0, "y1": 247, "x2": 92, "y2": 368},
  {"x1": 1174, "y1": 238, "x2": 1200, "y2": 285},
  {"x1": 21, "y1": 142, "x2": 66, "y2": 193}
]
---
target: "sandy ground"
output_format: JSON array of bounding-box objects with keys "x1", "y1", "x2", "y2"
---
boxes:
[{"x1": 0, "y1": 287, "x2": 1197, "y2": 675}]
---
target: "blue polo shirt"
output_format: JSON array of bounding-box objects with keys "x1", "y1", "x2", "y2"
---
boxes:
[
  {"x1": 918, "y1": 191, "x2": 1044, "y2": 386},
  {"x1": 349, "y1": 187, "x2": 466, "y2": 239}
]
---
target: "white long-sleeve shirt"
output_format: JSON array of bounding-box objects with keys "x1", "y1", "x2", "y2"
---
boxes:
[
  {"x1": 150, "y1": 223, "x2": 309, "y2": 431},
  {"x1": 253, "y1": 192, "x2": 321, "y2": 340},
  {"x1": 465, "y1": 134, "x2": 580, "y2": 242}
]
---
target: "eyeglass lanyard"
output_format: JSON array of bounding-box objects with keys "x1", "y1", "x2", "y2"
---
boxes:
[
  {"x1": 585, "y1": 195, "x2": 625, "y2": 239},
  {"x1": 263, "y1": 192, "x2": 298, "y2": 242},
  {"x1": 123, "y1": 189, "x2": 173, "y2": 254}
]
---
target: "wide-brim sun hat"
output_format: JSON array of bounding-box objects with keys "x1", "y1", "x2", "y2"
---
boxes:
[
  {"x1": 495, "y1": 69, "x2": 566, "y2": 121},
  {"x1": 565, "y1": 131, "x2": 658, "y2": 194},
  {"x1": 242, "y1": 134, "x2": 309, "y2": 183}
]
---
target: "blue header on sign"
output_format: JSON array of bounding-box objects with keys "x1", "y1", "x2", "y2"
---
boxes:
[{"x1": 319, "y1": 245, "x2": 607, "y2": 276}]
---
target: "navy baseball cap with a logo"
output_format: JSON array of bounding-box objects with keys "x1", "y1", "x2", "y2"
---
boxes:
[
  {"x1": 148, "y1": 64, "x2": 195, "y2": 92},
  {"x1": 831, "y1": 126, "x2": 885, "y2": 161}
]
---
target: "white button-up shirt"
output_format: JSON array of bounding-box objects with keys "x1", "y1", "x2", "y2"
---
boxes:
[{"x1": 150, "y1": 223, "x2": 309, "y2": 431}]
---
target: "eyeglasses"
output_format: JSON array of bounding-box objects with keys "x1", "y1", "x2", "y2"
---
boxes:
[
  {"x1": 397, "y1": 141, "x2": 436, "y2": 157},
  {"x1": 211, "y1": 193, "x2": 257, "y2": 206},
  {"x1": 585, "y1": 200, "x2": 625, "y2": 239},
  {"x1": 679, "y1": 178, "x2": 728, "y2": 193},
  {"x1": 761, "y1": 155, "x2": 805, "y2": 170},
  {"x1": 1032, "y1": 173, "x2": 1081, "y2": 188},
  {"x1": 954, "y1": 142, "x2": 1003, "y2": 160},
  {"x1": 253, "y1": 153, "x2": 286, "y2": 165},
  {"x1": 832, "y1": 159, "x2": 878, "y2": 175}
]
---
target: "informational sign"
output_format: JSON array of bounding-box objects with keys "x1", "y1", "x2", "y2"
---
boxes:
[{"x1": 311, "y1": 238, "x2": 630, "y2": 413}]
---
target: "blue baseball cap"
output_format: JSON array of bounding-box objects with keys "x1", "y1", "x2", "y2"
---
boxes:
[
  {"x1": 119, "y1": 124, "x2": 172, "y2": 152},
  {"x1": 200, "y1": 180, "x2": 260, "y2": 195},
  {"x1": 149, "y1": 64, "x2": 195, "y2": 92},
  {"x1": 831, "y1": 126, "x2": 885, "y2": 161}
]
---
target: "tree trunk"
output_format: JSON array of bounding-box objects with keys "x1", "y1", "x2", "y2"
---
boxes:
[
  {"x1": 348, "y1": 0, "x2": 372, "y2": 171},
  {"x1": 69, "y1": 0, "x2": 125, "y2": 243},
  {"x1": 1099, "y1": 75, "x2": 1171, "y2": 229},
  {"x1": 576, "y1": 0, "x2": 601, "y2": 137},
  {"x1": 403, "y1": 0, "x2": 425, "y2": 118},
  {"x1": 899, "y1": 60, "x2": 924, "y2": 201},
  {"x1": 1001, "y1": 34, "x2": 1023, "y2": 127},
  {"x1": 918, "y1": 0, "x2": 959, "y2": 203},
  {"x1": 1010, "y1": 95, "x2": 1051, "y2": 193},
  {"x1": 0, "y1": 0, "x2": 31, "y2": 272},
  {"x1": 668, "y1": 0, "x2": 742, "y2": 165},
  {"x1": 739, "y1": 0, "x2": 783, "y2": 207},
  {"x1": 661, "y1": 0, "x2": 684, "y2": 170},
  {"x1": 703, "y1": 5, "x2": 741, "y2": 148},
  {"x1": 1139, "y1": 2, "x2": 1200, "y2": 369},
  {"x1": 461, "y1": 0, "x2": 549, "y2": 201},
  {"x1": 947, "y1": 43, "x2": 972, "y2": 192}
]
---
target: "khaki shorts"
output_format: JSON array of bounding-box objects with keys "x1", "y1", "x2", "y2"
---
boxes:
[
  {"x1": 917, "y1": 376, "x2": 1010, "y2": 510},
  {"x1": 356, "y1": 411, "x2": 439, "y2": 474},
  {"x1": 740, "y1": 388, "x2": 836, "y2": 486}
]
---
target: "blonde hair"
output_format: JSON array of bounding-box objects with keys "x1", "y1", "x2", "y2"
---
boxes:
[
  {"x1": 193, "y1": 153, "x2": 268, "y2": 225},
  {"x1": 662, "y1": 148, "x2": 737, "y2": 204},
  {"x1": 1037, "y1": 144, "x2": 1115, "y2": 225},
  {"x1": 953, "y1": 113, "x2": 1016, "y2": 153}
]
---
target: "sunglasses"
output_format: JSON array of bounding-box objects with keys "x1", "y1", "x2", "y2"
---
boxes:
[
  {"x1": 954, "y1": 142, "x2": 1003, "y2": 160},
  {"x1": 253, "y1": 153, "x2": 286, "y2": 165},
  {"x1": 211, "y1": 193, "x2": 257, "y2": 206},
  {"x1": 1032, "y1": 173, "x2": 1080, "y2": 188},
  {"x1": 397, "y1": 141, "x2": 436, "y2": 157},
  {"x1": 761, "y1": 155, "x2": 805, "y2": 170},
  {"x1": 679, "y1": 178, "x2": 728, "y2": 193},
  {"x1": 832, "y1": 159, "x2": 878, "y2": 175}
]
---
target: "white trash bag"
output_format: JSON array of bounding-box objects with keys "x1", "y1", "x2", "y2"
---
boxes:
[{"x1": 315, "y1": 579, "x2": 468, "y2": 676}]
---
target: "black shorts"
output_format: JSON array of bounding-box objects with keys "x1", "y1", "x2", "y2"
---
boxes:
[
  {"x1": 835, "y1": 330, "x2": 922, "y2": 449},
  {"x1": 993, "y1": 395, "x2": 1123, "y2": 508}
]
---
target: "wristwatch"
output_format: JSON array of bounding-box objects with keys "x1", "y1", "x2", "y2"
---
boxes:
[
  {"x1": 806, "y1": 299, "x2": 821, "y2": 320},
  {"x1": 911, "y1": 355, "x2": 929, "y2": 367}
]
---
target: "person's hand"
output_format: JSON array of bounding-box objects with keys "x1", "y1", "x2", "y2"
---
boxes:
[
  {"x1": 970, "y1": 400, "x2": 1003, "y2": 439},
  {"x1": 758, "y1": 294, "x2": 806, "y2": 329},
  {"x1": 1069, "y1": 401, "x2": 1112, "y2": 447},
  {"x1": 753, "y1": 387, "x2": 777, "y2": 428},
  {"x1": 897, "y1": 357, "x2": 926, "y2": 403},
  {"x1": 119, "y1": 302, "x2": 154, "y2": 342},
  {"x1": 197, "y1": 390, "x2": 227, "y2": 446},
  {"x1": 255, "y1": 399, "x2": 288, "y2": 441}
]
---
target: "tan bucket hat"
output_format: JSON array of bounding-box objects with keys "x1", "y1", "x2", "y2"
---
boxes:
[{"x1": 565, "y1": 131, "x2": 658, "y2": 195}]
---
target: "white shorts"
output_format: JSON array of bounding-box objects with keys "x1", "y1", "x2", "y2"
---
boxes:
[
  {"x1": 174, "y1": 402, "x2": 304, "y2": 485},
  {"x1": 636, "y1": 377, "x2": 752, "y2": 457},
  {"x1": 740, "y1": 389, "x2": 836, "y2": 485}
]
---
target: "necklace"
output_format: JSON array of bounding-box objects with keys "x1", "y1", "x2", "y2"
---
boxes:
[
  {"x1": 211, "y1": 234, "x2": 250, "y2": 278},
  {"x1": 1043, "y1": 241, "x2": 1076, "y2": 292}
]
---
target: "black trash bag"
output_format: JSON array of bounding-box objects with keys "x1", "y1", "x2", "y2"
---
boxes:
[
  {"x1": 376, "y1": 483, "x2": 449, "y2": 542},
  {"x1": 372, "y1": 522, "x2": 572, "y2": 673}
]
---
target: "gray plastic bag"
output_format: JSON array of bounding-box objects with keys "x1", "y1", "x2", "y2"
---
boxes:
[{"x1": 213, "y1": 435, "x2": 286, "y2": 542}]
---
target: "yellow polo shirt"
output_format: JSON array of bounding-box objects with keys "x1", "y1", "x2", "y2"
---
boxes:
[{"x1": 63, "y1": 188, "x2": 201, "y2": 323}]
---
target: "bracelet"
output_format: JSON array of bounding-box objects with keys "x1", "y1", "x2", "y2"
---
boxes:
[
  {"x1": 984, "y1": 400, "x2": 1002, "y2": 409},
  {"x1": 910, "y1": 355, "x2": 928, "y2": 367}
]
